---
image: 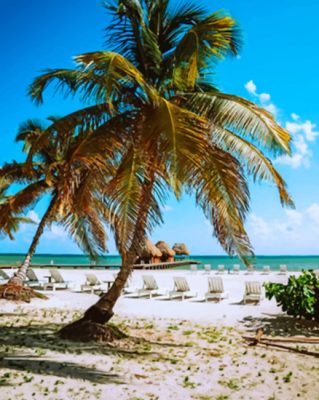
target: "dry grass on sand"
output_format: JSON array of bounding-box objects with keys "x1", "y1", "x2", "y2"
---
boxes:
[{"x1": 0, "y1": 308, "x2": 319, "y2": 400}]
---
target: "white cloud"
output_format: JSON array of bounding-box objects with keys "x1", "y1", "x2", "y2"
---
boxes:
[
  {"x1": 284, "y1": 209, "x2": 303, "y2": 226},
  {"x1": 306, "y1": 203, "x2": 319, "y2": 226},
  {"x1": 275, "y1": 117, "x2": 318, "y2": 169},
  {"x1": 286, "y1": 120, "x2": 318, "y2": 141},
  {"x1": 259, "y1": 92, "x2": 271, "y2": 103},
  {"x1": 291, "y1": 113, "x2": 300, "y2": 121},
  {"x1": 249, "y1": 213, "x2": 270, "y2": 236},
  {"x1": 244, "y1": 80, "x2": 257, "y2": 96},
  {"x1": 244, "y1": 81, "x2": 318, "y2": 169},
  {"x1": 43, "y1": 225, "x2": 68, "y2": 240},
  {"x1": 244, "y1": 80, "x2": 277, "y2": 115},
  {"x1": 248, "y1": 203, "x2": 319, "y2": 253},
  {"x1": 264, "y1": 103, "x2": 277, "y2": 115},
  {"x1": 276, "y1": 133, "x2": 311, "y2": 169},
  {"x1": 27, "y1": 210, "x2": 40, "y2": 223}
]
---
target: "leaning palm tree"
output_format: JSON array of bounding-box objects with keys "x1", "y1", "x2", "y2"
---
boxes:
[
  {"x1": 25, "y1": 0, "x2": 292, "y2": 339},
  {"x1": 0, "y1": 117, "x2": 123, "y2": 300}
]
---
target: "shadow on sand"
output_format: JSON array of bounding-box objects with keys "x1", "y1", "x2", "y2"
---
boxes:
[
  {"x1": 240, "y1": 313, "x2": 319, "y2": 337},
  {"x1": 0, "y1": 316, "x2": 166, "y2": 383},
  {"x1": 0, "y1": 354, "x2": 124, "y2": 384}
]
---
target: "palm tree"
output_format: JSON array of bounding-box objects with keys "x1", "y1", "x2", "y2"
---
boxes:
[
  {"x1": 24, "y1": 0, "x2": 292, "y2": 338},
  {"x1": 0, "y1": 117, "x2": 122, "y2": 298},
  {"x1": 0, "y1": 177, "x2": 34, "y2": 240}
]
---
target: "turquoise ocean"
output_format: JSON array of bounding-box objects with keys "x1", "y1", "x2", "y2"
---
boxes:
[{"x1": 0, "y1": 254, "x2": 319, "y2": 271}]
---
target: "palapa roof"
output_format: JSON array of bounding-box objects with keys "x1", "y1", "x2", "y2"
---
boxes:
[
  {"x1": 142, "y1": 239, "x2": 162, "y2": 258},
  {"x1": 155, "y1": 241, "x2": 175, "y2": 257},
  {"x1": 172, "y1": 243, "x2": 190, "y2": 256}
]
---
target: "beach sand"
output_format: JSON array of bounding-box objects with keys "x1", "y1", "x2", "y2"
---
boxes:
[{"x1": 1, "y1": 269, "x2": 319, "y2": 399}]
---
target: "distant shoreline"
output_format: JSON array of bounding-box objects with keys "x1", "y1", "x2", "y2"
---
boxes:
[{"x1": 1, "y1": 253, "x2": 319, "y2": 271}]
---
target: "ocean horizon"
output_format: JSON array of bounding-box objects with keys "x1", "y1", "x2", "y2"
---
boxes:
[{"x1": 1, "y1": 253, "x2": 319, "y2": 271}]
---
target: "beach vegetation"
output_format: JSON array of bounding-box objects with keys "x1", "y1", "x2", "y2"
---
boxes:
[
  {"x1": 264, "y1": 270, "x2": 319, "y2": 321},
  {"x1": 0, "y1": 0, "x2": 293, "y2": 341}
]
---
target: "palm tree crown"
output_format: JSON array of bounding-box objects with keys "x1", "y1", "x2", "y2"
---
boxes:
[{"x1": 12, "y1": 0, "x2": 293, "y2": 263}]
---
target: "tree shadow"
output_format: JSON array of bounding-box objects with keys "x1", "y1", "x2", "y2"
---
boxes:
[
  {"x1": 0, "y1": 353, "x2": 124, "y2": 384},
  {"x1": 0, "y1": 322, "x2": 164, "y2": 360},
  {"x1": 240, "y1": 313, "x2": 319, "y2": 337}
]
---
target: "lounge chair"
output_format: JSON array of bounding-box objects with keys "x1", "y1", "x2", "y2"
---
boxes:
[
  {"x1": 43, "y1": 270, "x2": 70, "y2": 291},
  {"x1": 262, "y1": 265, "x2": 270, "y2": 275},
  {"x1": 217, "y1": 264, "x2": 225, "y2": 274},
  {"x1": 190, "y1": 264, "x2": 198, "y2": 273},
  {"x1": 135, "y1": 275, "x2": 163, "y2": 298},
  {"x1": 246, "y1": 265, "x2": 254, "y2": 274},
  {"x1": 233, "y1": 264, "x2": 240, "y2": 274},
  {"x1": 168, "y1": 277, "x2": 197, "y2": 300},
  {"x1": 279, "y1": 264, "x2": 287, "y2": 275},
  {"x1": 243, "y1": 281, "x2": 263, "y2": 304},
  {"x1": 25, "y1": 268, "x2": 45, "y2": 288},
  {"x1": 205, "y1": 277, "x2": 228, "y2": 302},
  {"x1": 81, "y1": 273, "x2": 104, "y2": 294},
  {"x1": 203, "y1": 264, "x2": 211, "y2": 274},
  {"x1": 0, "y1": 269, "x2": 10, "y2": 281}
]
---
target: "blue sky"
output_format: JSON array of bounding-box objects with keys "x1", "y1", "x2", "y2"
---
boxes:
[{"x1": 1, "y1": 0, "x2": 319, "y2": 255}]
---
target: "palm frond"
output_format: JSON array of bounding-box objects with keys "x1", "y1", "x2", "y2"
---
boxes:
[
  {"x1": 62, "y1": 213, "x2": 107, "y2": 260},
  {"x1": 8, "y1": 180, "x2": 48, "y2": 214},
  {"x1": 211, "y1": 127, "x2": 294, "y2": 207},
  {"x1": 143, "y1": 100, "x2": 208, "y2": 196},
  {"x1": 170, "y1": 11, "x2": 241, "y2": 90},
  {"x1": 105, "y1": 0, "x2": 162, "y2": 77},
  {"x1": 29, "y1": 52, "x2": 159, "y2": 106},
  {"x1": 189, "y1": 144, "x2": 253, "y2": 262},
  {"x1": 184, "y1": 92, "x2": 291, "y2": 154}
]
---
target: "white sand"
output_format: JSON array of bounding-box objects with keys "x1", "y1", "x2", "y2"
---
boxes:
[{"x1": 2, "y1": 269, "x2": 319, "y2": 400}]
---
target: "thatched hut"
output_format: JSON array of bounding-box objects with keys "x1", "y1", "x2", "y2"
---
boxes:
[
  {"x1": 172, "y1": 243, "x2": 190, "y2": 257},
  {"x1": 138, "y1": 239, "x2": 162, "y2": 264},
  {"x1": 155, "y1": 241, "x2": 175, "y2": 262}
]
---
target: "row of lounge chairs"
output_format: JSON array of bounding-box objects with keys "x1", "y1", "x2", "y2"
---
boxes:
[
  {"x1": 192, "y1": 264, "x2": 288, "y2": 275},
  {"x1": 0, "y1": 269, "x2": 265, "y2": 303},
  {"x1": 133, "y1": 275, "x2": 263, "y2": 304}
]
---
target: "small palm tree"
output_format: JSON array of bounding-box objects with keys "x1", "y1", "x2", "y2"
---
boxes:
[
  {"x1": 4, "y1": 0, "x2": 292, "y2": 336},
  {"x1": 0, "y1": 118, "x2": 121, "y2": 298}
]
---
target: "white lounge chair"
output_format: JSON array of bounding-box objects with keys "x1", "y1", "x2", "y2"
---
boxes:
[
  {"x1": 0, "y1": 269, "x2": 10, "y2": 282},
  {"x1": 233, "y1": 264, "x2": 240, "y2": 274},
  {"x1": 81, "y1": 273, "x2": 104, "y2": 294},
  {"x1": 169, "y1": 277, "x2": 197, "y2": 300},
  {"x1": 217, "y1": 264, "x2": 225, "y2": 274},
  {"x1": 243, "y1": 281, "x2": 263, "y2": 304},
  {"x1": 203, "y1": 264, "x2": 211, "y2": 274},
  {"x1": 205, "y1": 277, "x2": 228, "y2": 302},
  {"x1": 135, "y1": 275, "x2": 163, "y2": 298},
  {"x1": 25, "y1": 268, "x2": 45, "y2": 288},
  {"x1": 279, "y1": 264, "x2": 287, "y2": 275},
  {"x1": 44, "y1": 270, "x2": 70, "y2": 291},
  {"x1": 262, "y1": 265, "x2": 270, "y2": 275},
  {"x1": 246, "y1": 265, "x2": 254, "y2": 274},
  {"x1": 190, "y1": 264, "x2": 198, "y2": 273}
]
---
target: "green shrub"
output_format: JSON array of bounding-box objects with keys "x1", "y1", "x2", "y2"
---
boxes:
[{"x1": 264, "y1": 270, "x2": 319, "y2": 321}]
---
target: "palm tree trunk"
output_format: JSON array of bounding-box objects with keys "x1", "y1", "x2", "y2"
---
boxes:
[
  {"x1": 8, "y1": 198, "x2": 57, "y2": 286},
  {"x1": 59, "y1": 167, "x2": 156, "y2": 338},
  {"x1": 72, "y1": 251, "x2": 137, "y2": 324}
]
